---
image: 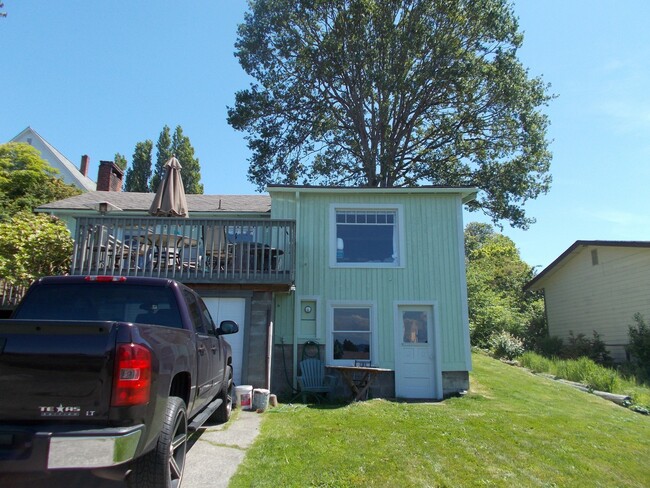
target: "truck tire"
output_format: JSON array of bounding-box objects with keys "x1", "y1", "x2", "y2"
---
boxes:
[
  {"x1": 128, "y1": 396, "x2": 187, "y2": 488},
  {"x1": 212, "y1": 366, "x2": 233, "y2": 423}
]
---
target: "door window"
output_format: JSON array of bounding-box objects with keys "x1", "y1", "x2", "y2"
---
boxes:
[{"x1": 402, "y1": 310, "x2": 429, "y2": 344}]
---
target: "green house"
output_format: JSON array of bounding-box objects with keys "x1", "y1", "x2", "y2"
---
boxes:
[{"x1": 269, "y1": 186, "x2": 476, "y2": 399}]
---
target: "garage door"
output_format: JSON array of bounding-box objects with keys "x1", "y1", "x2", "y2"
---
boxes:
[{"x1": 203, "y1": 297, "x2": 246, "y2": 386}]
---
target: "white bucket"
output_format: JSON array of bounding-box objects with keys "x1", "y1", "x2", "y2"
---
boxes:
[
  {"x1": 252, "y1": 388, "x2": 270, "y2": 412},
  {"x1": 235, "y1": 385, "x2": 253, "y2": 410}
]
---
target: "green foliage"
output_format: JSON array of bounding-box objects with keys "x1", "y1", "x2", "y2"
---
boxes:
[
  {"x1": 114, "y1": 152, "x2": 128, "y2": 171},
  {"x1": 554, "y1": 357, "x2": 619, "y2": 392},
  {"x1": 230, "y1": 0, "x2": 553, "y2": 228},
  {"x1": 536, "y1": 335, "x2": 564, "y2": 357},
  {"x1": 465, "y1": 222, "x2": 545, "y2": 348},
  {"x1": 123, "y1": 140, "x2": 153, "y2": 192},
  {"x1": 488, "y1": 330, "x2": 524, "y2": 360},
  {"x1": 135, "y1": 125, "x2": 203, "y2": 194},
  {"x1": 563, "y1": 331, "x2": 613, "y2": 366},
  {"x1": 171, "y1": 126, "x2": 203, "y2": 194},
  {"x1": 150, "y1": 125, "x2": 172, "y2": 192},
  {"x1": 0, "y1": 142, "x2": 81, "y2": 220},
  {"x1": 627, "y1": 313, "x2": 650, "y2": 381},
  {"x1": 520, "y1": 352, "x2": 625, "y2": 395},
  {"x1": 519, "y1": 350, "x2": 554, "y2": 373},
  {"x1": 0, "y1": 212, "x2": 74, "y2": 287}
]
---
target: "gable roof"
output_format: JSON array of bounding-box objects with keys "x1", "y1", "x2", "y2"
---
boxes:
[
  {"x1": 37, "y1": 190, "x2": 271, "y2": 215},
  {"x1": 10, "y1": 127, "x2": 97, "y2": 191},
  {"x1": 525, "y1": 240, "x2": 650, "y2": 291}
]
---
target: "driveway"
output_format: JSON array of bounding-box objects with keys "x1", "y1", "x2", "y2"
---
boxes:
[{"x1": 0, "y1": 410, "x2": 262, "y2": 488}]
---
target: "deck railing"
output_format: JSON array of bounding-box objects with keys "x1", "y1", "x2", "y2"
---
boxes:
[
  {"x1": 71, "y1": 217, "x2": 295, "y2": 285},
  {"x1": 0, "y1": 280, "x2": 26, "y2": 309}
]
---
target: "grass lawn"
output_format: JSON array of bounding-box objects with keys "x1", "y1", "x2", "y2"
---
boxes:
[{"x1": 230, "y1": 353, "x2": 650, "y2": 487}]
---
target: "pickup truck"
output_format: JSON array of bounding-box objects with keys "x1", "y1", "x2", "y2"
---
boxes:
[{"x1": 0, "y1": 275, "x2": 238, "y2": 487}]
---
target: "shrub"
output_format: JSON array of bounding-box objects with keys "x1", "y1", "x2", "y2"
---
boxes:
[
  {"x1": 536, "y1": 335, "x2": 563, "y2": 358},
  {"x1": 489, "y1": 331, "x2": 525, "y2": 361},
  {"x1": 562, "y1": 331, "x2": 612, "y2": 366},
  {"x1": 626, "y1": 313, "x2": 650, "y2": 381}
]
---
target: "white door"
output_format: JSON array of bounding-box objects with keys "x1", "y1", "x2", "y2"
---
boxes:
[
  {"x1": 394, "y1": 305, "x2": 439, "y2": 399},
  {"x1": 203, "y1": 297, "x2": 246, "y2": 386}
]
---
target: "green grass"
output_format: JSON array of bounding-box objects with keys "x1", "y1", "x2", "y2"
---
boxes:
[
  {"x1": 520, "y1": 351, "x2": 650, "y2": 407},
  {"x1": 230, "y1": 353, "x2": 650, "y2": 487}
]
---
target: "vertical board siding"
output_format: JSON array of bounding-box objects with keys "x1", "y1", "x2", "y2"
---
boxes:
[{"x1": 271, "y1": 191, "x2": 470, "y2": 371}]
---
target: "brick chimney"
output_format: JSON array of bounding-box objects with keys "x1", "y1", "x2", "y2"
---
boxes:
[
  {"x1": 96, "y1": 160, "x2": 124, "y2": 192},
  {"x1": 80, "y1": 155, "x2": 90, "y2": 177}
]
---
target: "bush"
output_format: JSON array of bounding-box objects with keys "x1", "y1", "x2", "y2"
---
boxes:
[
  {"x1": 562, "y1": 331, "x2": 612, "y2": 366},
  {"x1": 489, "y1": 331, "x2": 525, "y2": 361},
  {"x1": 627, "y1": 313, "x2": 650, "y2": 381},
  {"x1": 535, "y1": 335, "x2": 563, "y2": 358}
]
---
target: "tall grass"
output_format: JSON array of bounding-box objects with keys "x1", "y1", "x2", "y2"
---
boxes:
[{"x1": 520, "y1": 351, "x2": 650, "y2": 406}]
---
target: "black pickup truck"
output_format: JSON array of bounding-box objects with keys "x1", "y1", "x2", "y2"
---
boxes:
[{"x1": 0, "y1": 275, "x2": 238, "y2": 487}]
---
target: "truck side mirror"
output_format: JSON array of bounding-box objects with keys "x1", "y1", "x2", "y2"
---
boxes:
[{"x1": 217, "y1": 320, "x2": 239, "y2": 335}]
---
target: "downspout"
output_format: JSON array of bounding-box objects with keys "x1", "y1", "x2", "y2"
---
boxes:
[
  {"x1": 266, "y1": 305, "x2": 273, "y2": 390},
  {"x1": 292, "y1": 190, "x2": 301, "y2": 391}
]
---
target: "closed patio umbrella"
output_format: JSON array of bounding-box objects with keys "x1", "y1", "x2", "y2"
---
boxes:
[{"x1": 149, "y1": 156, "x2": 189, "y2": 217}]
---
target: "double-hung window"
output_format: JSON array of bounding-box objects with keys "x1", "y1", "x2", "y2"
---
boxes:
[
  {"x1": 330, "y1": 305, "x2": 373, "y2": 364},
  {"x1": 331, "y1": 204, "x2": 403, "y2": 267}
]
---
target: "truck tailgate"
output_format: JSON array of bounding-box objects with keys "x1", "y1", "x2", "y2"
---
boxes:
[{"x1": 0, "y1": 321, "x2": 116, "y2": 422}]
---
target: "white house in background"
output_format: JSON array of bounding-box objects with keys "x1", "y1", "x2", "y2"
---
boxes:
[
  {"x1": 525, "y1": 240, "x2": 650, "y2": 362},
  {"x1": 10, "y1": 127, "x2": 96, "y2": 192}
]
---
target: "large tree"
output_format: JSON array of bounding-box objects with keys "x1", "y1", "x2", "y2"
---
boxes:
[
  {"x1": 150, "y1": 125, "x2": 173, "y2": 192},
  {"x1": 464, "y1": 222, "x2": 545, "y2": 347},
  {"x1": 0, "y1": 142, "x2": 81, "y2": 221},
  {"x1": 123, "y1": 140, "x2": 153, "y2": 192},
  {"x1": 149, "y1": 125, "x2": 203, "y2": 194},
  {"x1": 171, "y1": 126, "x2": 204, "y2": 194},
  {"x1": 229, "y1": 0, "x2": 552, "y2": 228}
]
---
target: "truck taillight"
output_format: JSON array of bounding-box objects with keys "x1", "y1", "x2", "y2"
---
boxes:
[{"x1": 111, "y1": 343, "x2": 152, "y2": 407}]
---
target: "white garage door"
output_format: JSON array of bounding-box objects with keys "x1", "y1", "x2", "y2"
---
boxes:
[{"x1": 203, "y1": 297, "x2": 246, "y2": 386}]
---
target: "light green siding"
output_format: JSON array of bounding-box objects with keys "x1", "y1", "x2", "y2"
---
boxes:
[{"x1": 270, "y1": 188, "x2": 471, "y2": 372}]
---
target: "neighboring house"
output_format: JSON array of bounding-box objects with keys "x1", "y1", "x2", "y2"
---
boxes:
[
  {"x1": 37, "y1": 165, "x2": 476, "y2": 400},
  {"x1": 10, "y1": 127, "x2": 97, "y2": 192},
  {"x1": 525, "y1": 240, "x2": 650, "y2": 362}
]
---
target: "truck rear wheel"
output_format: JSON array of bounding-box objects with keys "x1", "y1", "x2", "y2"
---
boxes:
[
  {"x1": 212, "y1": 366, "x2": 233, "y2": 423},
  {"x1": 128, "y1": 396, "x2": 187, "y2": 488}
]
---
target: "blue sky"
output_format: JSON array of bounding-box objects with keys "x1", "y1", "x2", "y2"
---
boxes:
[{"x1": 2, "y1": 1, "x2": 649, "y2": 270}]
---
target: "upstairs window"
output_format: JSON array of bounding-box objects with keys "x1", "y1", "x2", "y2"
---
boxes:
[{"x1": 331, "y1": 205, "x2": 403, "y2": 267}]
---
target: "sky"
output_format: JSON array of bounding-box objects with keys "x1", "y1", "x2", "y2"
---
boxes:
[{"x1": 2, "y1": 1, "x2": 650, "y2": 271}]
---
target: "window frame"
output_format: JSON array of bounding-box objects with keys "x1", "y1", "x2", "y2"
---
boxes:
[
  {"x1": 329, "y1": 203, "x2": 405, "y2": 268},
  {"x1": 326, "y1": 301, "x2": 377, "y2": 366}
]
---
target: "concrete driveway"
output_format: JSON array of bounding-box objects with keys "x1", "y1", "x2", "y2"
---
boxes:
[{"x1": 0, "y1": 410, "x2": 263, "y2": 488}]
